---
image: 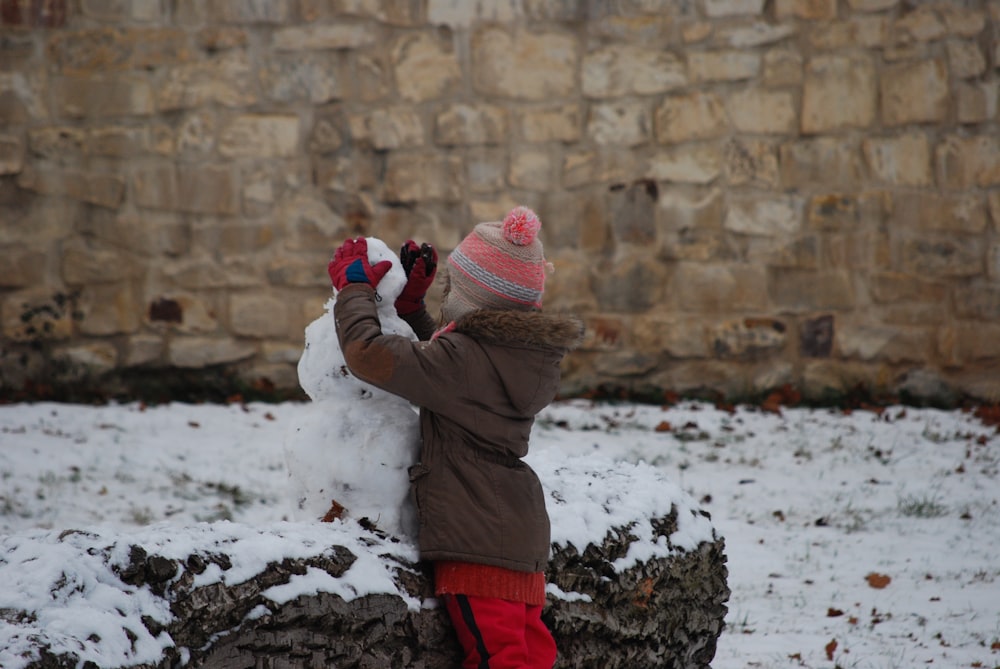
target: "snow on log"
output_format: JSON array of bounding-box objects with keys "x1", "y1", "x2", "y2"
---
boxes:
[{"x1": 1, "y1": 455, "x2": 729, "y2": 669}]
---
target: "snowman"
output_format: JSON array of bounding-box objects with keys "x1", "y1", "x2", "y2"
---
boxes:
[{"x1": 284, "y1": 237, "x2": 420, "y2": 540}]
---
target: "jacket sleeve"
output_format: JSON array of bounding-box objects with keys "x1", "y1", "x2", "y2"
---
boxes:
[
  {"x1": 399, "y1": 307, "x2": 438, "y2": 342},
  {"x1": 333, "y1": 284, "x2": 466, "y2": 415}
]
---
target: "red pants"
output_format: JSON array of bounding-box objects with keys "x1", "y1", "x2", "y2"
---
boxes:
[{"x1": 443, "y1": 594, "x2": 557, "y2": 669}]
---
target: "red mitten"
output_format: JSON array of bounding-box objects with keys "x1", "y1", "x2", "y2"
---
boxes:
[
  {"x1": 396, "y1": 240, "x2": 438, "y2": 315},
  {"x1": 327, "y1": 237, "x2": 392, "y2": 291}
]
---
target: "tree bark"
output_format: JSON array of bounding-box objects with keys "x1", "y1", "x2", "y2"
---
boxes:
[{"x1": 24, "y1": 507, "x2": 728, "y2": 669}]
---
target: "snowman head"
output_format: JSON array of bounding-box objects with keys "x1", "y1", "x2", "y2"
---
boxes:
[{"x1": 337, "y1": 237, "x2": 407, "y2": 305}]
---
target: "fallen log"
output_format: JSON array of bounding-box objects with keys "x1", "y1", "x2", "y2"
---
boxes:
[{"x1": 4, "y1": 457, "x2": 729, "y2": 669}]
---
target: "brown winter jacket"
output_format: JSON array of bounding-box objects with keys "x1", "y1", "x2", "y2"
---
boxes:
[{"x1": 334, "y1": 283, "x2": 584, "y2": 573}]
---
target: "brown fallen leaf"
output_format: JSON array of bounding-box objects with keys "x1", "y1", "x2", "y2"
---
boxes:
[
  {"x1": 825, "y1": 638, "x2": 838, "y2": 661},
  {"x1": 866, "y1": 572, "x2": 891, "y2": 589},
  {"x1": 321, "y1": 499, "x2": 346, "y2": 523},
  {"x1": 654, "y1": 420, "x2": 672, "y2": 432}
]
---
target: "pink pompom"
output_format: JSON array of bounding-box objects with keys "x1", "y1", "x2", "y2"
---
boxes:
[{"x1": 502, "y1": 206, "x2": 541, "y2": 246}]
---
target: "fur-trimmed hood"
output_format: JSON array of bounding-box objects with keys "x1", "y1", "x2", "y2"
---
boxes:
[{"x1": 451, "y1": 309, "x2": 585, "y2": 352}]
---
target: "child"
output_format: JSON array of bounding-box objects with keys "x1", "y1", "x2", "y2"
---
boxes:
[{"x1": 327, "y1": 206, "x2": 584, "y2": 669}]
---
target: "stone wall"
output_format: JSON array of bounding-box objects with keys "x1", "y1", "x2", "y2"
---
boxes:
[{"x1": 2, "y1": 0, "x2": 999, "y2": 403}]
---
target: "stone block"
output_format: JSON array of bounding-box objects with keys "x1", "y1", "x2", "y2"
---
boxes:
[
  {"x1": 17, "y1": 167, "x2": 125, "y2": 209},
  {"x1": 47, "y1": 28, "x2": 192, "y2": 73},
  {"x1": 847, "y1": 0, "x2": 898, "y2": 10},
  {"x1": 593, "y1": 254, "x2": 671, "y2": 312},
  {"x1": 769, "y1": 269, "x2": 855, "y2": 311},
  {"x1": 717, "y1": 22, "x2": 797, "y2": 48},
  {"x1": 133, "y1": 164, "x2": 239, "y2": 215},
  {"x1": 382, "y1": 153, "x2": 464, "y2": 203},
  {"x1": 727, "y1": 89, "x2": 796, "y2": 135},
  {"x1": 78, "y1": 282, "x2": 141, "y2": 335},
  {"x1": 230, "y1": 293, "x2": 289, "y2": 338},
  {"x1": 147, "y1": 294, "x2": 218, "y2": 333},
  {"x1": 582, "y1": 45, "x2": 685, "y2": 97},
  {"x1": 272, "y1": 23, "x2": 376, "y2": 50},
  {"x1": 899, "y1": 236, "x2": 982, "y2": 278},
  {"x1": 892, "y1": 6, "x2": 946, "y2": 43},
  {"x1": 508, "y1": 151, "x2": 554, "y2": 190},
  {"x1": 346, "y1": 107, "x2": 423, "y2": 150},
  {"x1": 53, "y1": 75, "x2": 154, "y2": 118},
  {"x1": 673, "y1": 263, "x2": 769, "y2": 312},
  {"x1": 607, "y1": 180, "x2": 658, "y2": 246},
  {"x1": 219, "y1": 114, "x2": 300, "y2": 158},
  {"x1": 801, "y1": 55, "x2": 876, "y2": 134},
  {"x1": 937, "y1": 324, "x2": 1000, "y2": 364},
  {"x1": 518, "y1": 104, "x2": 581, "y2": 143},
  {"x1": 61, "y1": 242, "x2": 142, "y2": 285},
  {"x1": 315, "y1": 155, "x2": 377, "y2": 194},
  {"x1": 935, "y1": 135, "x2": 1000, "y2": 189},
  {"x1": 891, "y1": 192, "x2": 987, "y2": 234},
  {"x1": 710, "y1": 317, "x2": 787, "y2": 359},
  {"x1": 0, "y1": 244, "x2": 45, "y2": 287},
  {"x1": 58, "y1": 341, "x2": 119, "y2": 374},
  {"x1": 952, "y1": 281, "x2": 1000, "y2": 320},
  {"x1": 435, "y1": 103, "x2": 507, "y2": 146},
  {"x1": 881, "y1": 59, "x2": 948, "y2": 126},
  {"x1": 724, "y1": 194, "x2": 802, "y2": 237},
  {"x1": 169, "y1": 336, "x2": 256, "y2": 368},
  {"x1": 807, "y1": 194, "x2": 858, "y2": 230},
  {"x1": 393, "y1": 32, "x2": 462, "y2": 102},
  {"x1": 824, "y1": 229, "x2": 889, "y2": 270},
  {"x1": 808, "y1": 16, "x2": 888, "y2": 50},
  {"x1": 0, "y1": 0, "x2": 67, "y2": 26},
  {"x1": 724, "y1": 138, "x2": 779, "y2": 187},
  {"x1": 309, "y1": 117, "x2": 344, "y2": 154},
  {"x1": 633, "y1": 315, "x2": 710, "y2": 358},
  {"x1": 956, "y1": 81, "x2": 998, "y2": 125},
  {"x1": 703, "y1": 0, "x2": 765, "y2": 18},
  {"x1": 0, "y1": 134, "x2": 24, "y2": 174},
  {"x1": 647, "y1": 145, "x2": 722, "y2": 185},
  {"x1": 655, "y1": 91, "x2": 728, "y2": 144},
  {"x1": 587, "y1": 101, "x2": 649, "y2": 147},
  {"x1": 946, "y1": 41, "x2": 986, "y2": 79},
  {"x1": 536, "y1": 251, "x2": 597, "y2": 313},
  {"x1": 163, "y1": 257, "x2": 263, "y2": 292},
  {"x1": 868, "y1": 271, "x2": 947, "y2": 304},
  {"x1": 745, "y1": 235, "x2": 819, "y2": 270},
  {"x1": 780, "y1": 137, "x2": 861, "y2": 189},
  {"x1": 356, "y1": 53, "x2": 391, "y2": 102},
  {"x1": 262, "y1": 52, "x2": 349, "y2": 104},
  {"x1": 125, "y1": 334, "x2": 164, "y2": 367},
  {"x1": 464, "y1": 148, "x2": 506, "y2": 193},
  {"x1": 1, "y1": 288, "x2": 75, "y2": 342},
  {"x1": 197, "y1": 27, "x2": 248, "y2": 50},
  {"x1": 761, "y1": 49, "x2": 802, "y2": 86},
  {"x1": 428, "y1": 0, "x2": 520, "y2": 26},
  {"x1": 78, "y1": 210, "x2": 191, "y2": 258},
  {"x1": 939, "y1": 6, "x2": 988, "y2": 37},
  {"x1": 27, "y1": 126, "x2": 85, "y2": 163},
  {"x1": 838, "y1": 323, "x2": 931, "y2": 363},
  {"x1": 862, "y1": 133, "x2": 931, "y2": 187},
  {"x1": 776, "y1": 0, "x2": 837, "y2": 19},
  {"x1": 562, "y1": 150, "x2": 638, "y2": 188},
  {"x1": 89, "y1": 125, "x2": 160, "y2": 158},
  {"x1": 687, "y1": 50, "x2": 760, "y2": 82},
  {"x1": 158, "y1": 52, "x2": 258, "y2": 110},
  {"x1": 210, "y1": 0, "x2": 292, "y2": 23},
  {"x1": 471, "y1": 27, "x2": 577, "y2": 100},
  {"x1": 0, "y1": 71, "x2": 48, "y2": 124}
]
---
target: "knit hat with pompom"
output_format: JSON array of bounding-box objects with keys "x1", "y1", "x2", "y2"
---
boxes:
[{"x1": 443, "y1": 206, "x2": 547, "y2": 322}]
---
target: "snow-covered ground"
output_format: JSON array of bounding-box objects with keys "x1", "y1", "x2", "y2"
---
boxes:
[{"x1": 2, "y1": 398, "x2": 998, "y2": 669}]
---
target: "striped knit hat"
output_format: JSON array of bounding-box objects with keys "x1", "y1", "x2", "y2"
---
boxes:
[{"x1": 443, "y1": 206, "x2": 547, "y2": 322}]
